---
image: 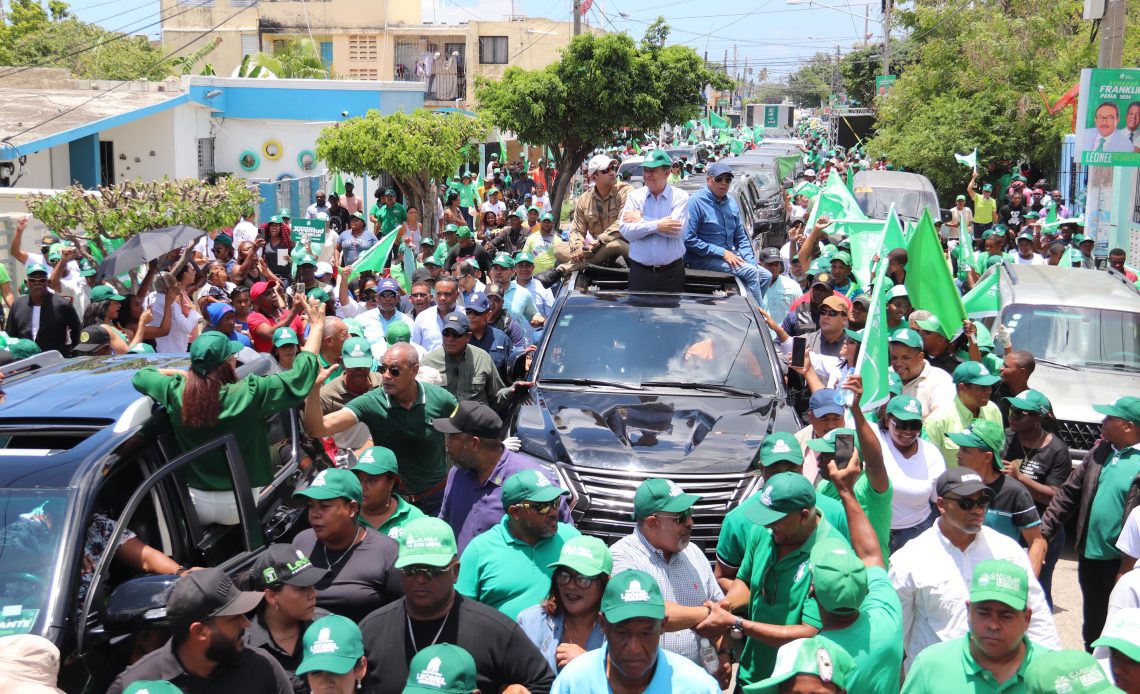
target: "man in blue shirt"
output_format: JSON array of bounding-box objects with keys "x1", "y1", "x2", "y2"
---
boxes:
[
  {"x1": 620, "y1": 149, "x2": 689, "y2": 293},
  {"x1": 550, "y1": 570, "x2": 720, "y2": 693},
  {"x1": 683, "y1": 162, "x2": 771, "y2": 304},
  {"x1": 464, "y1": 291, "x2": 514, "y2": 378}
]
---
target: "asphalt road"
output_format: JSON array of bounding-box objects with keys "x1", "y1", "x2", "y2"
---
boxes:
[{"x1": 1051, "y1": 549, "x2": 1087, "y2": 650}]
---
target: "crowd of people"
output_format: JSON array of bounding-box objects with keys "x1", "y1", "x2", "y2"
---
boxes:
[{"x1": 2, "y1": 119, "x2": 1140, "y2": 694}]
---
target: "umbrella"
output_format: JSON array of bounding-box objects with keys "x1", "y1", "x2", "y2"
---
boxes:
[{"x1": 96, "y1": 225, "x2": 207, "y2": 279}]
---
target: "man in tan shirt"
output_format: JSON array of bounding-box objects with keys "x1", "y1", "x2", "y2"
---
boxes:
[{"x1": 553, "y1": 154, "x2": 632, "y2": 276}]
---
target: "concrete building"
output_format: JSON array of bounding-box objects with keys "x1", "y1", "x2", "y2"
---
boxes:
[{"x1": 159, "y1": 0, "x2": 598, "y2": 109}]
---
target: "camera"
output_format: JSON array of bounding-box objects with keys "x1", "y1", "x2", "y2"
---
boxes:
[{"x1": 341, "y1": 110, "x2": 349, "y2": 117}]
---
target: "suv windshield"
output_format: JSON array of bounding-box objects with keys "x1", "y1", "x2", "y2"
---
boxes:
[
  {"x1": 1002, "y1": 304, "x2": 1140, "y2": 371},
  {"x1": 856, "y1": 188, "x2": 938, "y2": 221},
  {"x1": 539, "y1": 302, "x2": 776, "y2": 394},
  {"x1": 0, "y1": 491, "x2": 68, "y2": 636},
  {"x1": 618, "y1": 161, "x2": 644, "y2": 179}
]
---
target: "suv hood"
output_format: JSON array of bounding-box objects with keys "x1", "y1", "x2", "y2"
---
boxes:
[
  {"x1": 511, "y1": 387, "x2": 794, "y2": 472},
  {"x1": 1029, "y1": 362, "x2": 1140, "y2": 424}
]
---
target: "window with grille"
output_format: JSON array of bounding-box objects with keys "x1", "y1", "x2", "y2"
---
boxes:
[
  {"x1": 348, "y1": 35, "x2": 378, "y2": 62},
  {"x1": 348, "y1": 68, "x2": 378, "y2": 80},
  {"x1": 197, "y1": 138, "x2": 215, "y2": 179},
  {"x1": 478, "y1": 36, "x2": 508, "y2": 64}
]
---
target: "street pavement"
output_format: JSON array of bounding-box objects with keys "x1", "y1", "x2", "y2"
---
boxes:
[{"x1": 1052, "y1": 549, "x2": 1086, "y2": 651}]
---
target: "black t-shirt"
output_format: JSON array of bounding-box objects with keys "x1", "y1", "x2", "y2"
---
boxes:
[
  {"x1": 926, "y1": 350, "x2": 961, "y2": 377},
  {"x1": 108, "y1": 640, "x2": 292, "y2": 694},
  {"x1": 446, "y1": 243, "x2": 493, "y2": 275},
  {"x1": 326, "y1": 207, "x2": 351, "y2": 235},
  {"x1": 359, "y1": 595, "x2": 555, "y2": 694},
  {"x1": 292, "y1": 527, "x2": 403, "y2": 623},
  {"x1": 984, "y1": 474, "x2": 1041, "y2": 542},
  {"x1": 1005, "y1": 433, "x2": 1072, "y2": 513},
  {"x1": 999, "y1": 202, "x2": 1029, "y2": 232}
]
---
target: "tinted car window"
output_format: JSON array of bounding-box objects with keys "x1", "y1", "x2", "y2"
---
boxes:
[
  {"x1": 0, "y1": 491, "x2": 69, "y2": 636},
  {"x1": 1003, "y1": 304, "x2": 1140, "y2": 371}
]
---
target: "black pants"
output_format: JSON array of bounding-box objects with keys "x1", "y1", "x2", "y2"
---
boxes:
[
  {"x1": 1078, "y1": 555, "x2": 1120, "y2": 650},
  {"x1": 628, "y1": 258, "x2": 686, "y2": 293}
]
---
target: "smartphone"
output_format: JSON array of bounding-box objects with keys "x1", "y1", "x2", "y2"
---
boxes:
[
  {"x1": 833, "y1": 432, "x2": 855, "y2": 470},
  {"x1": 292, "y1": 282, "x2": 306, "y2": 298},
  {"x1": 790, "y1": 337, "x2": 807, "y2": 369}
]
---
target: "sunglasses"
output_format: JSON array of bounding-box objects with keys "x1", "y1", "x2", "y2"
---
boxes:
[
  {"x1": 890, "y1": 417, "x2": 923, "y2": 431},
  {"x1": 944, "y1": 495, "x2": 991, "y2": 511},
  {"x1": 516, "y1": 501, "x2": 556, "y2": 514},
  {"x1": 377, "y1": 364, "x2": 404, "y2": 377},
  {"x1": 410, "y1": 292, "x2": 431, "y2": 299},
  {"x1": 555, "y1": 569, "x2": 598, "y2": 589},
  {"x1": 656, "y1": 508, "x2": 694, "y2": 523},
  {"x1": 442, "y1": 329, "x2": 468, "y2": 338},
  {"x1": 713, "y1": 175, "x2": 733, "y2": 183},
  {"x1": 820, "y1": 308, "x2": 848, "y2": 318},
  {"x1": 401, "y1": 564, "x2": 453, "y2": 579},
  {"x1": 1009, "y1": 407, "x2": 1042, "y2": 419}
]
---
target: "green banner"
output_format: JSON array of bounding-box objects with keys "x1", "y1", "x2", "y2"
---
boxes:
[
  {"x1": 1077, "y1": 68, "x2": 1140, "y2": 167},
  {"x1": 905, "y1": 209, "x2": 968, "y2": 340},
  {"x1": 763, "y1": 105, "x2": 780, "y2": 128},
  {"x1": 290, "y1": 217, "x2": 326, "y2": 243},
  {"x1": 874, "y1": 75, "x2": 896, "y2": 98}
]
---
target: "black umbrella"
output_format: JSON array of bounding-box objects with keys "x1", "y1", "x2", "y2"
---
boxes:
[{"x1": 96, "y1": 225, "x2": 207, "y2": 279}]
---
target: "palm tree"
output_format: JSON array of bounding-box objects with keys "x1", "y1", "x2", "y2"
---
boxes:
[{"x1": 255, "y1": 38, "x2": 329, "y2": 79}]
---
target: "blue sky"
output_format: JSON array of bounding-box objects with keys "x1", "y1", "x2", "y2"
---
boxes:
[{"x1": 62, "y1": 0, "x2": 883, "y2": 78}]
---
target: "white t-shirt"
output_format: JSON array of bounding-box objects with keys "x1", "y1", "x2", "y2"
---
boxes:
[
  {"x1": 1116, "y1": 506, "x2": 1140, "y2": 559},
  {"x1": 481, "y1": 200, "x2": 506, "y2": 217},
  {"x1": 878, "y1": 428, "x2": 946, "y2": 529},
  {"x1": 1013, "y1": 252, "x2": 1045, "y2": 265},
  {"x1": 1094, "y1": 568, "x2": 1140, "y2": 663},
  {"x1": 146, "y1": 292, "x2": 201, "y2": 353}
]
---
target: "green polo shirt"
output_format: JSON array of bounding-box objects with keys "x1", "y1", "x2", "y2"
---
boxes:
[
  {"x1": 1086, "y1": 446, "x2": 1140, "y2": 560},
  {"x1": 455, "y1": 515, "x2": 581, "y2": 619},
  {"x1": 736, "y1": 515, "x2": 848, "y2": 687},
  {"x1": 359, "y1": 495, "x2": 425, "y2": 542},
  {"x1": 822, "y1": 566, "x2": 904, "y2": 694},
  {"x1": 318, "y1": 353, "x2": 343, "y2": 384},
  {"x1": 433, "y1": 241, "x2": 452, "y2": 266},
  {"x1": 132, "y1": 352, "x2": 319, "y2": 491},
  {"x1": 344, "y1": 382, "x2": 458, "y2": 495},
  {"x1": 715, "y1": 491, "x2": 850, "y2": 572},
  {"x1": 901, "y1": 635, "x2": 1037, "y2": 693},
  {"x1": 375, "y1": 202, "x2": 408, "y2": 236},
  {"x1": 924, "y1": 397, "x2": 1004, "y2": 469},
  {"x1": 816, "y1": 474, "x2": 893, "y2": 560}
]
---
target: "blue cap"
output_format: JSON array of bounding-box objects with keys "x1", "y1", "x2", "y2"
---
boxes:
[
  {"x1": 808, "y1": 388, "x2": 845, "y2": 417},
  {"x1": 376, "y1": 277, "x2": 400, "y2": 295},
  {"x1": 706, "y1": 162, "x2": 733, "y2": 178},
  {"x1": 206, "y1": 301, "x2": 235, "y2": 327},
  {"x1": 465, "y1": 291, "x2": 491, "y2": 313}
]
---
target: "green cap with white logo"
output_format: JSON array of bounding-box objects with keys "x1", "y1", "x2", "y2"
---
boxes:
[
  {"x1": 886, "y1": 395, "x2": 924, "y2": 422},
  {"x1": 395, "y1": 517, "x2": 458, "y2": 569},
  {"x1": 1091, "y1": 607, "x2": 1140, "y2": 662},
  {"x1": 1024, "y1": 650, "x2": 1123, "y2": 694},
  {"x1": 491, "y1": 252, "x2": 515, "y2": 268},
  {"x1": 402, "y1": 643, "x2": 478, "y2": 693},
  {"x1": 947, "y1": 419, "x2": 1006, "y2": 465},
  {"x1": 501, "y1": 469, "x2": 569, "y2": 507},
  {"x1": 295, "y1": 615, "x2": 365, "y2": 676},
  {"x1": 549, "y1": 535, "x2": 613, "y2": 577},
  {"x1": 1005, "y1": 389, "x2": 1052, "y2": 417},
  {"x1": 806, "y1": 428, "x2": 856, "y2": 454},
  {"x1": 759, "y1": 432, "x2": 803, "y2": 467},
  {"x1": 953, "y1": 361, "x2": 1001, "y2": 386},
  {"x1": 742, "y1": 472, "x2": 817, "y2": 526},
  {"x1": 294, "y1": 468, "x2": 363, "y2": 505},
  {"x1": 341, "y1": 336, "x2": 373, "y2": 369},
  {"x1": 600, "y1": 569, "x2": 665, "y2": 623},
  {"x1": 1093, "y1": 396, "x2": 1140, "y2": 425},
  {"x1": 888, "y1": 327, "x2": 923, "y2": 350},
  {"x1": 745, "y1": 636, "x2": 856, "y2": 694},
  {"x1": 349, "y1": 445, "x2": 399, "y2": 477},
  {"x1": 969, "y1": 559, "x2": 1028, "y2": 610},
  {"x1": 632, "y1": 478, "x2": 701, "y2": 520},
  {"x1": 123, "y1": 682, "x2": 184, "y2": 694},
  {"x1": 273, "y1": 326, "x2": 300, "y2": 347}
]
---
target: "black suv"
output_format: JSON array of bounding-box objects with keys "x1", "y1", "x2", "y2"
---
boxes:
[
  {"x1": 0, "y1": 350, "x2": 323, "y2": 692},
  {"x1": 506, "y1": 267, "x2": 802, "y2": 557}
]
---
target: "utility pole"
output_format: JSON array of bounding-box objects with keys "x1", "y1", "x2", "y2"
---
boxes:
[
  {"x1": 733, "y1": 44, "x2": 739, "y2": 110},
  {"x1": 1098, "y1": 0, "x2": 1124, "y2": 68},
  {"x1": 881, "y1": 0, "x2": 891, "y2": 75},
  {"x1": 863, "y1": 6, "x2": 871, "y2": 47},
  {"x1": 1085, "y1": 0, "x2": 1127, "y2": 254},
  {"x1": 573, "y1": 0, "x2": 581, "y2": 36}
]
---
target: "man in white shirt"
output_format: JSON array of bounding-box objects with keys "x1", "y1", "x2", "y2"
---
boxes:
[
  {"x1": 355, "y1": 277, "x2": 415, "y2": 359},
  {"x1": 306, "y1": 191, "x2": 330, "y2": 219},
  {"x1": 480, "y1": 188, "x2": 506, "y2": 218},
  {"x1": 759, "y1": 247, "x2": 802, "y2": 326},
  {"x1": 411, "y1": 276, "x2": 461, "y2": 352},
  {"x1": 232, "y1": 209, "x2": 259, "y2": 246},
  {"x1": 890, "y1": 328, "x2": 956, "y2": 417},
  {"x1": 889, "y1": 467, "x2": 1061, "y2": 668},
  {"x1": 1079, "y1": 102, "x2": 1136, "y2": 154},
  {"x1": 1013, "y1": 231, "x2": 1045, "y2": 265}
]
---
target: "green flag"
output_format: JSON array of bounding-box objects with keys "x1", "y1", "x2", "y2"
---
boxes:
[
  {"x1": 348, "y1": 229, "x2": 399, "y2": 281},
  {"x1": 776, "y1": 155, "x2": 801, "y2": 182},
  {"x1": 718, "y1": 130, "x2": 731, "y2": 145},
  {"x1": 905, "y1": 209, "x2": 968, "y2": 340},
  {"x1": 739, "y1": 128, "x2": 754, "y2": 143},
  {"x1": 498, "y1": 139, "x2": 507, "y2": 162},
  {"x1": 632, "y1": 140, "x2": 642, "y2": 155},
  {"x1": 804, "y1": 173, "x2": 867, "y2": 233},
  {"x1": 854, "y1": 223, "x2": 893, "y2": 412},
  {"x1": 846, "y1": 214, "x2": 904, "y2": 289},
  {"x1": 730, "y1": 138, "x2": 746, "y2": 155},
  {"x1": 962, "y1": 267, "x2": 1000, "y2": 318},
  {"x1": 709, "y1": 111, "x2": 730, "y2": 128},
  {"x1": 330, "y1": 172, "x2": 346, "y2": 197},
  {"x1": 954, "y1": 149, "x2": 977, "y2": 173},
  {"x1": 753, "y1": 125, "x2": 764, "y2": 142}
]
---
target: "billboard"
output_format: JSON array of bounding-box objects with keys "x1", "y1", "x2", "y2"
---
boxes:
[{"x1": 1075, "y1": 68, "x2": 1140, "y2": 167}]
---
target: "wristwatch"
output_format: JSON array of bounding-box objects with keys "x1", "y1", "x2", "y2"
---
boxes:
[{"x1": 730, "y1": 616, "x2": 745, "y2": 639}]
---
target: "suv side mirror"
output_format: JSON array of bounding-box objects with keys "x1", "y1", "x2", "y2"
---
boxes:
[
  {"x1": 102, "y1": 574, "x2": 181, "y2": 634},
  {"x1": 510, "y1": 351, "x2": 530, "y2": 382}
]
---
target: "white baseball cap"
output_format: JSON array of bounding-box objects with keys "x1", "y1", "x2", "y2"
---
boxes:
[
  {"x1": 587, "y1": 154, "x2": 616, "y2": 176},
  {"x1": 804, "y1": 169, "x2": 817, "y2": 178},
  {"x1": 315, "y1": 261, "x2": 333, "y2": 277}
]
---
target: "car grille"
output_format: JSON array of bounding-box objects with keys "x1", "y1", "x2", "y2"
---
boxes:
[
  {"x1": 555, "y1": 463, "x2": 763, "y2": 561},
  {"x1": 1055, "y1": 420, "x2": 1099, "y2": 458}
]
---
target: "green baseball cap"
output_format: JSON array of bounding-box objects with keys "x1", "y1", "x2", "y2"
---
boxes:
[
  {"x1": 809, "y1": 538, "x2": 867, "y2": 614},
  {"x1": 7, "y1": 339, "x2": 40, "y2": 360},
  {"x1": 491, "y1": 252, "x2": 515, "y2": 268},
  {"x1": 806, "y1": 428, "x2": 856, "y2": 455},
  {"x1": 420, "y1": 238, "x2": 436, "y2": 247},
  {"x1": 953, "y1": 361, "x2": 1001, "y2": 386},
  {"x1": 46, "y1": 242, "x2": 65, "y2": 262},
  {"x1": 514, "y1": 251, "x2": 535, "y2": 265},
  {"x1": 487, "y1": 188, "x2": 500, "y2": 196},
  {"x1": 90, "y1": 285, "x2": 126, "y2": 302},
  {"x1": 123, "y1": 682, "x2": 184, "y2": 694},
  {"x1": 888, "y1": 370, "x2": 903, "y2": 396},
  {"x1": 403, "y1": 643, "x2": 479, "y2": 693},
  {"x1": 1091, "y1": 608, "x2": 1140, "y2": 662},
  {"x1": 456, "y1": 226, "x2": 473, "y2": 239},
  {"x1": 1025, "y1": 650, "x2": 1123, "y2": 694},
  {"x1": 1017, "y1": 231, "x2": 1035, "y2": 242},
  {"x1": 969, "y1": 559, "x2": 1028, "y2": 610},
  {"x1": 214, "y1": 233, "x2": 234, "y2": 248},
  {"x1": 886, "y1": 395, "x2": 924, "y2": 422},
  {"x1": 297, "y1": 253, "x2": 318, "y2": 267},
  {"x1": 307, "y1": 287, "x2": 332, "y2": 304},
  {"x1": 540, "y1": 212, "x2": 554, "y2": 222},
  {"x1": 269, "y1": 215, "x2": 283, "y2": 225},
  {"x1": 1005, "y1": 389, "x2": 1052, "y2": 417},
  {"x1": 278, "y1": 207, "x2": 292, "y2": 217},
  {"x1": 341, "y1": 336, "x2": 373, "y2": 369},
  {"x1": 444, "y1": 223, "x2": 459, "y2": 234},
  {"x1": 501, "y1": 469, "x2": 568, "y2": 508},
  {"x1": 395, "y1": 517, "x2": 458, "y2": 569},
  {"x1": 1094, "y1": 396, "x2": 1140, "y2": 424},
  {"x1": 843, "y1": 328, "x2": 864, "y2": 343},
  {"x1": 295, "y1": 615, "x2": 365, "y2": 676},
  {"x1": 26, "y1": 261, "x2": 50, "y2": 276},
  {"x1": 510, "y1": 209, "x2": 526, "y2": 220},
  {"x1": 79, "y1": 257, "x2": 97, "y2": 277},
  {"x1": 349, "y1": 445, "x2": 399, "y2": 477},
  {"x1": 955, "y1": 194, "x2": 967, "y2": 202},
  {"x1": 527, "y1": 205, "x2": 540, "y2": 213},
  {"x1": 1078, "y1": 235, "x2": 1095, "y2": 246},
  {"x1": 600, "y1": 570, "x2": 665, "y2": 623},
  {"x1": 189, "y1": 332, "x2": 243, "y2": 376},
  {"x1": 549, "y1": 535, "x2": 613, "y2": 577},
  {"x1": 633, "y1": 478, "x2": 701, "y2": 520},
  {"x1": 888, "y1": 328, "x2": 923, "y2": 350},
  {"x1": 830, "y1": 251, "x2": 852, "y2": 267},
  {"x1": 273, "y1": 326, "x2": 300, "y2": 347},
  {"x1": 759, "y1": 432, "x2": 803, "y2": 467},
  {"x1": 423, "y1": 255, "x2": 443, "y2": 267},
  {"x1": 982, "y1": 183, "x2": 993, "y2": 192},
  {"x1": 384, "y1": 188, "x2": 397, "y2": 196},
  {"x1": 947, "y1": 419, "x2": 1005, "y2": 464},
  {"x1": 914, "y1": 315, "x2": 945, "y2": 338},
  {"x1": 641, "y1": 149, "x2": 673, "y2": 169},
  {"x1": 1024, "y1": 211, "x2": 1039, "y2": 220},
  {"x1": 294, "y1": 468, "x2": 363, "y2": 505},
  {"x1": 344, "y1": 317, "x2": 364, "y2": 337},
  {"x1": 386, "y1": 321, "x2": 412, "y2": 344},
  {"x1": 742, "y1": 472, "x2": 817, "y2": 526},
  {"x1": 746, "y1": 636, "x2": 856, "y2": 694},
  {"x1": 129, "y1": 343, "x2": 156, "y2": 354}
]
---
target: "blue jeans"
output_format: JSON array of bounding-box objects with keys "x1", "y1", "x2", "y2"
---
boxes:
[
  {"x1": 686, "y1": 254, "x2": 772, "y2": 305},
  {"x1": 1039, "y1": 527, "x2": 1065, "y2": 609},
  {"x1": 889, "y1": 510, "x2": 937, "y2": 554}
]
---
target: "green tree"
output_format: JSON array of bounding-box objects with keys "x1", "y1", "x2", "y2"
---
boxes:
[
  {"x1": 784, "y1": 53, "x2": 836, "y2": 108},
  {"x1": 839, "y1": 39, "x2": 914, "y2": 106},
  {"x1": 475, "y1": 29, "x2": 731, "y2": 222},
  {"x1": 254, "y1": 38, "x2": 329, "y2": 79},
  {"x1": 315, "y1": 109, "x2": 489, "y2": 235}
]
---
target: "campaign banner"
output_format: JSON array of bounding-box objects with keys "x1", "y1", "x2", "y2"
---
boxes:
[
  {"x1": 290, "y1": 217, "x2": 326, "y2": 243},
  {"x1": 1075, "y1": 68, "x2": 1140, "y2": 167}
]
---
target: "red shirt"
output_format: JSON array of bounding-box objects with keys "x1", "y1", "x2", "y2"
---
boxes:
[{"x1": 248, "y1": 310, "x2": 304, "y2": 352}]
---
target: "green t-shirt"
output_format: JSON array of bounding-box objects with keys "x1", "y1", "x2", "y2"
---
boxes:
[
  {"x1": 317, "y1": 352, "x2": 343, "y2": 384},
  {"x1": 716, "y1": 490, "x2": 850, "y2": 571},
  {"x1": 0, "y1": 263, "x2": 10, "y2": 285},
  {"x1": 131, "y1": 352, "x2": 320, "y2": 491},
  {"x1": 822, "y1": 567, "x2": 904, "y2": 694},
  {"x1": 736, "y1": 516, "x2": 848, "y2": 687},
  {"x1": 1085, "y1": 447, "x2": 1140, "y2": 560},
  {"x1": 455, "y1": 516, "x2": 581, "y2": 619},
  {"x1": 374, "y1": 202, "x2": 408, "y2": 236},
  {"x1": 434, "y1": 242, "x2": 452, "y2": 266},
  {"x1": 344, "y1": 382, "x2": 458, "y2": 495},
  {"x1": 901, "y1": 635, "x2": 1037, "y2": 694},
  {"x1": 816, "y1": 474, "x2": 893, "y2": 561},
  {"x1": 456, "y1": 182, "x2": 482, "y2": 209},
  {"x1": 359, "y1": 495, "x2": 425, "y2": 542}
]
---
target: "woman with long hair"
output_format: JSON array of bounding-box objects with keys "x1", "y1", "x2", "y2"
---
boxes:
[
  {"x1": 132, "y1": 298, "x2": 325, "y2": 525},
  {"x1": 81, "y1": 285, "x2": 149, "y2": 354},
  {"x1": 264, "y1": 216, "x2": 294, "y2": 283},
  {"x1": 517, "y1": 536, "x2": 610, "y2": 672},
  {"x1": 295, "y1": 615, "x2": 367, "y2": 694},
  {"x1": 442, "y1": 189, "x2": 465, "y2": 231},
  {"x1": 479, "y1": 210, "x2": 499, "y2": 241}
]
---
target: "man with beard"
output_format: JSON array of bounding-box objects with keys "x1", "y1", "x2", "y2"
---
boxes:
[
  {"x1": 455, "y1": 470, "x2": 580, "y2": 619},
  {"x1": 436, "y1": 401, "x2": 572, "y2": 553},
  {"x1": 108, "y1": 568, "x2": 292, "y2": 694},
  {"x1": 609, "y1": 479, "x2": 729, "y2": 680},
  {"x1": 4, "y1": 262, "x2": 82, "y2": 356}
]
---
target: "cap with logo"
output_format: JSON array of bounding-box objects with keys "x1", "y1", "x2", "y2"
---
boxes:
[
  {"x1": 982, "y1": 183, "x2": 993, "y2": 192},
  {"x1": 514, "y1": 251, "x2": 535, "y2": 265},
  {"x1": 128, "y1": 343, "x2": 156, "y2": 354},
  {"x1": 294, "y1": 468, "x2": 363, "y2": 506},
  {"x1": 843, "y1": 328, "x2": 864, "y2": 343},
  {"x1": 806, "y1": 428, "x2": 857, "y2": 455},
  {"x1": 549, "y1": 535, "x2": 613, "y2": 578},
  {"x1": 395, "y1": 517, "x2": 458, "y2": 569},
  {"x1": 742, "y1": 472, "x2": 817, "y2": 526},
  {"x1": 441, "y1": 312, "x2": 470, "y2": 335},
  {"x1": 1091, "y1": 607, "x2": 1140, "y2": 662},
  {"x1": 632, "y1": 478, "x2": 701, "y2": 520},
  {"x1": 189, "y1": 332, "x2": 243, "y2": 376},
  {"x1": 707, "y1": 162, "x2": 733, "y2": 178},
  {"x1": 887, "y1": 285, "x2": 909, "y2": 301},
  {"x1": 1093, "y1": 396, "x2": 1140, "y2": 425},
  {"x1": 402, "y1": 643, "x2": 478, "y2": 694},
  {"x1": 350, "y1": 445, "x2": 399, "y2": 477},
  {"x1": 295, "y1": 615, "x2": 365, "y2": 677},
  {"x1": 953, "y1": 361, "x2": 1001, "y2": 386},
  {"x1": 935, "y1": 466, "x2": 995, "y2": 499},
  {"x1": 273, "y1": 327, "x2": 300, "y2": 348},
  {"x1": 432, "y1": 400, "x2": 502, "y2": 439},
  {"x1": 808, "y1": 388, "x2": 845, "y2": 418},
  {"x1": 747, "y1": 636, "x2": 856, "y2": 694},
  {"x1": 123, "y1": 681, "x2": 183, "y2": 694},
  {"x1": 601, "y1": 570, "x2": 665, "y2": 623},
  {"x1": 375, "y1": 277, "x2": 400, "y2": 295},
  {"x1": 956, "y1": 195, "x2": 967, "y2": 202},
  {"x1": 540, "y1": 212, "x2": 554, "y2": 222},
  {"x1": 969, "y1": 559, "x2": 1029, "y2": 610},
  {"x1": 888, "y1": 370, "x2": 903, "y2": 396},
  {"x1": 341, "y1": 336, "x2": 374, "y2": 369},
  {"x1": 886, "y1": 395, "x2": 924, "y2": 422},
  {"x1": 501, "y1": 469, "x2": 568, "y2": 508},
  {"x1": 640, "y1": 149, "x2": 673, "y2": 169},
  {"x1": 420, "y1": 238, "x2": 436, "y2": 248},
  {"x1": 73, "y1": 325, "x2": 112, "y2": 354},
  {"x1": 888, "y1": 328, "x2": 923, "y2": 350},
  {"x1": 759, "y1": 247, "x2": 783, "y2": 264},
  {"x1": 947, "y1": 419, "x2": 1006, "y2": 464},
  {"x1": 26, "y1": 261, "x2": 50, "y2": 276},
  {"x1": 253, "y1": 543, "x2": 329, "y2": 589},
  {"x1": 90, "y1": 285, "x2": 126, "y2": 303},
  {"x1": 830, "y1": 251, "x2": 852, "y2": 268},
  {"x1": 386, "y1": 321, "x2": 412, "y2": 344},
  {"x1": 1005, "y1": 389, "x2": 1052, "y2": 417},
  {"x1": 760, "y1": 432, "x2": 803, "y2": 467},
  {"x1": 306, "y1": 287, "x2": 332, "y2": 304},
  {"x1": 809, "y1": 538, "x2": 868, "y2": 615},
  {"x1": 492, "y1": 252, "x2": 515, "y2": 268},
  {"x1": 1024, "y1": 650, "x2": 1123, "y2": 694},
  {"x1": 166, "y1": 567, "x2": 263, "y2": 626},
  {"x1": 444, "y1": 223, "x2": 459, "y2": 234},
  {"x1": 810, "y1": 273, "x2": 834, "y2": 290}
]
